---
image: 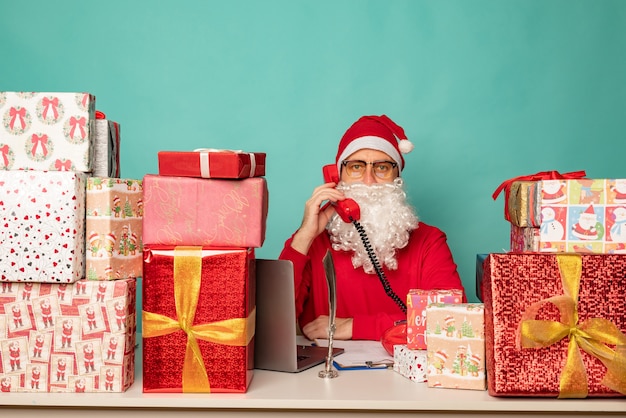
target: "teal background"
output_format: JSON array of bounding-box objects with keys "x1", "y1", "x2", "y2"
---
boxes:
[{"x1": 3, "y1": 0, "x2": 626, "y2": 302}]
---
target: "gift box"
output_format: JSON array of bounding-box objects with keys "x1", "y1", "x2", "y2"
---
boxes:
[
  {"x1": 503, "y1": 177, "x2": 626, "y2": 253},
  {"x1": 510, "y1": 224, "x2": 540, "y2": 252},
  {"x1": 406, "y1": 289, "x2": 463, "y2": 350},
  {"x1": 142, "y1": 174, "x2": 268, "y2": 248},
  {"x1": 483, "y1": 253, "x2": 626, "y2": 398},
  {"x1": 425, "y1": 303, "x2": 486, "y2": 391},
  {"x1": 0, "y1": 278, "x2": 136, "y2": 392},
  {"x1": 86, "y1": 178, "x2": 143, "y2": 280},
  {"x1": 0, "y1": 92, "x2": 95, "y2": 172},
  {"x1": 0, "y1": 170, "x2": 86, "y2": 283},
  {"x1": 158, "y1": 149, "x2": 265, "y2": 179},
  {"x1": 393, "y1": 344, "x2": 427, "y2": 382},
  {"x1": 92, "y1": 111, "x2": 120, "y2": 178},
  {"x1": 142, "y1": 246, "x2": 255, "y2": 393}
]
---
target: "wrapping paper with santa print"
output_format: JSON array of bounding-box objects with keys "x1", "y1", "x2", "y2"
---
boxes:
[
  {"x1": 483, "y1": 253, "x2": 626, "y2": 397},
  {"x1": 141, "y1": 246, "x2": 255, "y2": 393},
  {"x1": 0, "y1": 278, "x2": 136, "y2": 393},
  {"x1": 158, "y1": 150, "x2": 265, "y2": 179},
  {"x1": 142, "y1": 174, "x2": 268, "y2": 248},
  {"x1": 406, "y1": 289, "x2": 463, "y2": 350},
  {"x1": 507, "y1": 179, "x2": 626, "y2": 254},
  {"x1": 0, "y1": 170, "x2": 86, "y2": 283},
  {"x1": 425, "y1": 303, "x2": 486, "y2": 391},
  {"x1": 393, "y1": 344, "x2": 428, "y2": 382},
  {"x1": 0, "y1": 92, "x2": 95, "y2": 172},
  {"x1": 86, "y1": 178, "x2": 143, "y2": 281},
  {"x1": 92, "y1": 118, "x2": 120, "y2": 178}
]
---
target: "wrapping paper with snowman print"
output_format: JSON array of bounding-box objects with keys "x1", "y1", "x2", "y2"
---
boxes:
[
  {"x1": 0, "y1": 92, "x2": 95, "y2": 172},
  {"x1": 0, "y1": 278, "x2": 136, "y2": 393},
  {"x1": 0, "y1": 171, "x2": 86, "y2": 283},
  {"x1": 507, "y1": 179, "x2": 626, "y2": 253},
  {"x1": 425, "y1": 303, "x2": 486, "y2": 390}
]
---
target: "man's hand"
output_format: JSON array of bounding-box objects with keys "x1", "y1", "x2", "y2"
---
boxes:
[
  {"x1": 301, "y1": 316, "x2": 353, "y2": 340},
  {"x1": 290, "y1": 183, "x2": 345, "y2": 255}
]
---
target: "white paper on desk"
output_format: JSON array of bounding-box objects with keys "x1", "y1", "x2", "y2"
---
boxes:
[{"x1": 315, "y1": 339, "x2": 394, "y2": 368}]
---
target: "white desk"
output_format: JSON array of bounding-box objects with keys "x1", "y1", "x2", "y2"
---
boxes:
[{"x1": 2, "y1": 345, "x2": 625, "y2": 417}]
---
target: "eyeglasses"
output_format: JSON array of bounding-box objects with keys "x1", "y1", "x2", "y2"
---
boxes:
[{"x1": 341, "y1": 160, "x2": 398, "y2": 179}]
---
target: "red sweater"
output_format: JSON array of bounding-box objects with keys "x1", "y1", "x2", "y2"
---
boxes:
[{"x1": 279, "y1": 222, "x2": 466, "y2": 340}]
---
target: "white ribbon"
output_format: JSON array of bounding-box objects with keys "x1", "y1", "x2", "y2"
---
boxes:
[{"x1": 193, "y1": 148, "x2": 257, "y2": 178}]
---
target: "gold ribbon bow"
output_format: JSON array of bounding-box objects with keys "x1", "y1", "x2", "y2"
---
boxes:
[
  {"x1": 517, "y1": 254, "x2": 626, "y2": 398},
  {"x1": 142, "y1": 247, "x2": 255, "y2": 392}
]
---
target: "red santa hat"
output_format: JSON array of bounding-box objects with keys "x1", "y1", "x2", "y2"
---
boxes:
[
  {"x1": 335, "y1": 115, "x2": 413, "y2": 173},
  {"x1": 444, "y1": 315, "x2": 455, "y2": 326},
  {"x1": 88, "y1": 231, "x2": 99, "y2": 245},
  {"x1": 470, "y1": 354, "x2": 481, "y2": 364},
  {"x1": 434, "y1": 350, "x2": 448, "y2": 363}
]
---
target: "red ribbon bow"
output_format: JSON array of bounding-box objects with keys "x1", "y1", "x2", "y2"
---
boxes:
[
  {"x1": 69, "y1": 116, "x2": 87, "y2": 139},
  {"x1": 31, "y1": 134, "x2": 49, "y2": 157},
  {"x1": 9, "y1": 107, "x2": 26, "y2": 130},
  {"x1": 55, "y1": 159, "x2": 72, "y2": 171},
  {"x1": 492, "y1": 170, "x2": 587, "y2": 222},
  {"x1": 42, "y1": 97, "x2": 59, "y2": 120},
  {"x1": 0, "y1": 145, "x2": 10, "y2": 167}
]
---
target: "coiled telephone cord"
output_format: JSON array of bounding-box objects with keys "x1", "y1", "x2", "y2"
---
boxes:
[{"x1": 353, "y1": 219, "x2": 407, "y2": 314}]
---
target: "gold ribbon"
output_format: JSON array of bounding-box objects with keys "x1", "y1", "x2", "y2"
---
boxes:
[
  {"x1": 517, "y1": 254, "x2": 626, "y2": 398},
  {"x1": 142, "y1": 246, "x2": 255, "y2": 392}
]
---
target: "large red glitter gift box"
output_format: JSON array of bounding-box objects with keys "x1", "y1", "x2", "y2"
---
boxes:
[
  {"x1": 0, "y1": 278, "x2": 136, "y2": 392},
  {"x1": 142, "y1": 246, "x2": 255, "y2": 393},
  {"x1": 142, "y1": 174, "x2": 268, "y2": 248},
  {"x1": 158, "y1": 149, "x2": 265, "y2": 179},
  {"x1": 86, "y1": 177, "x2": 143, "y2": 281},
  {"x1": 0, "y1": 170, "x2": 86, "y2": 283},
  {"x1": 406, "y1": 289, "x2": 463, "y2": 350},
  {"x1": 0, "y1": 92, "x2": 96, "y2": 172},
  {"x1": 483, "y1": 253, "x2": 626, "y2": 398}
]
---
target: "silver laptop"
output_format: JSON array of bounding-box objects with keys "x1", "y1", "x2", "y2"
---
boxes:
[{"x1": 254, "y1": 259, "x2": 343, "y2": 373}]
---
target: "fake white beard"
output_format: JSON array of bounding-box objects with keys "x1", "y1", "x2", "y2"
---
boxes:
[{"x1": 326, "y1": 178, "x2": 419, "y2": 274}]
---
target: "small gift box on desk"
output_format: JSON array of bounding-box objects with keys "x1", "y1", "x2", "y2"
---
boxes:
[
  {"x1": 92, "y1": 111, "x2": 120, "y2": 178},
  {"x1": 0, "y1": 92, "x2": 96, "y2": 172},
  {"x1": 425, "y1": 303, "x2": 486, "y2": 390},
  {"x1": 86, "y1": 177, "x2": 143, "y2": 280},
  {"x1": 0, "y1": 278, "x2": 136, "y2": 392},
  {"x1": 0, "y1": 170, "x2": 86, "y2": 283},
  {"x1": 406, "y1": 289, "x2": 463, "y2": 350},
  {"x1": 393, "y1": 344, "x2": 427, "y2": 382},
  {"x1": 483, "y1": 253, "x2": 626, "y2": 398},
  {"x1": 141, "y1": 246, "x2": 255, "y2": 393},
  {"x1": 142, "y1": 174, "x2": 268, "y2": 248},
  {"x1": 158, "y1": 149, "x2": 266, "y2": 179}
]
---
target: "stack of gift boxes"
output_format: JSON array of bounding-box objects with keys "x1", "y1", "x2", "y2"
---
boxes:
[
  {"x1": 0, "y1": 92, "x2": 142, "y2": 393},
  {"x1": 140, "y1": 149, "x2": 267, "y2": 393},
  {"x1": 392, "y1": 289, "x2": 487, "y2": 391},
  {"x1": 481, "y1": 172, "x2": 626, "y2": 398}
]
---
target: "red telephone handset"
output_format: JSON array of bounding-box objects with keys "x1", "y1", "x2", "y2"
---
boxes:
[{"x1": 322, "y1": 164, "x2": 360, "y2": 223}]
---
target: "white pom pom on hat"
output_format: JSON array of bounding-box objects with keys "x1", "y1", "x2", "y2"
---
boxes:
[{"x1": 335, "y1": 114, "x2": 414, "y2": 172}]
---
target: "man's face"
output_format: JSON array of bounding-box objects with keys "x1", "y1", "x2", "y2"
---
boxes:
[{"x1": 340, "y1": 149, "x2": 399, "y2": 185}]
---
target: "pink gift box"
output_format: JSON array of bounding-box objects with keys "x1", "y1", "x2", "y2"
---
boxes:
[
  {"x1": 0, "y1": 170, "x2": 86, "y2": 283},
  {"x1": 86, "y1": 178, "x2": 143, "y2": 280},
  {"x1": 158, "y1": 150, "x2": 265, "y2": 179},
  {"x1": 0, "y1": 92, "x2": 96, "y2": 172},
  {"x1": 406, "y1": 289, "x2": 463, "y2": 350},
  {"x1": 142, "y1": 174, "x2": 268, "y2": 248},
  {"x1": 0, "y1": 278, "x2": 136, "y2": 392}
]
